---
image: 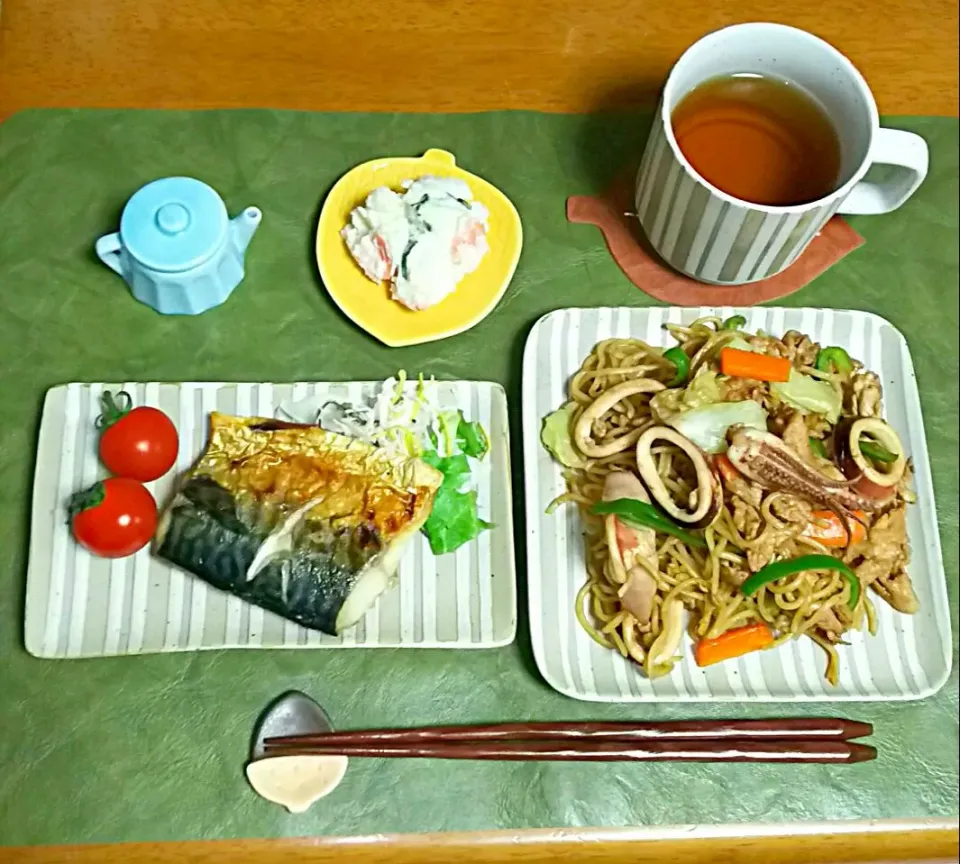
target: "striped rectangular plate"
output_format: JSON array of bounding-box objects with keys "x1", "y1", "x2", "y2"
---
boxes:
[
  {"x1": 26, "y1": 380, "x2": 516, "y2": 658},
  {"x1": 522, "y1": 307, "x2": 952, "y2": 701}
]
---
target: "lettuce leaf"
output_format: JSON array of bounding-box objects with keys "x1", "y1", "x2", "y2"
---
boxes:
[
  {"x1": 456, "y1": 414, "x2": 489, "y2": 459},
  {"x1": 420, "y1": 450, "x2": 493, "y2": 555}
]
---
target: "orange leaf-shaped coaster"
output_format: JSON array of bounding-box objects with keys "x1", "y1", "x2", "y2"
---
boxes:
[{"x1": 567, "y1": 172, "x2": 864, "y2": 306}]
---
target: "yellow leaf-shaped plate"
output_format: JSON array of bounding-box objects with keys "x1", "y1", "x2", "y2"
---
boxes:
[{"x1": 316, "y1": 149, "x2": 522, "y2": 347}]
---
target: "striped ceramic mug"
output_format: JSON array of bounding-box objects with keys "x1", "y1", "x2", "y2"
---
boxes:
[{"x1": 635, "y1": 23, "x2": 929, "y2": 286}]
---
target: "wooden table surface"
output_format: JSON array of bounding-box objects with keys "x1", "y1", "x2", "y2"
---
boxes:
[
  {"x1": 5, "y1": 826, "x2": 960, "y2": 864},
  {"x1": 1, "y1": 0, "x2": 958, "y2": 861},
  {"x1": 0, "y1": 0, "x2": 958, "y2": 118}
]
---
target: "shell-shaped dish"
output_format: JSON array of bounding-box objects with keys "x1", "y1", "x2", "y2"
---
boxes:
[{"x1": 316, "y1": 149, "x2": 522, "y2": 347}]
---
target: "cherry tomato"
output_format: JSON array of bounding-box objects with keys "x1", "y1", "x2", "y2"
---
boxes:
[
  {"x1": 69, "y1": 478, "x2": 157, "y2": 558},
  {"x1": 97, "y1": 391, "x2": 178, "y2": 481}
]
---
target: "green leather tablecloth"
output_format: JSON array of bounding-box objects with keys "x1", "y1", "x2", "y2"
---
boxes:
[{"x1": 0, "y1": 110, "x2": 956, "y2": 847}]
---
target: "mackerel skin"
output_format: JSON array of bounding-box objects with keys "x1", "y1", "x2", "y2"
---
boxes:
[{"x1": 156, "y1": 476, "x2": 383, "y2": 635}]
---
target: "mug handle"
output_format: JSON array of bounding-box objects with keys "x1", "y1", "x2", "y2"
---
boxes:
[
  {"x1": 95, "y1": 233, "x2": 124, "y2": 276},
  {"x1": 837, "y1": 128, "x2": 929, "y2": 216}
]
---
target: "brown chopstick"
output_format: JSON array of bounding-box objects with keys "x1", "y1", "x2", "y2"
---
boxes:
[
  {"x1": 264, "y1": 718, "x2": 872, "y2": 749},
  {"x1": 261, "y1": 739, "x2": 876, "y2": 764}
]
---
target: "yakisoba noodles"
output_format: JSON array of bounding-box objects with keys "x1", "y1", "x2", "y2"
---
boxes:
[{"x1": 542, "y1": 316, "x2": 917, "y2": 685}]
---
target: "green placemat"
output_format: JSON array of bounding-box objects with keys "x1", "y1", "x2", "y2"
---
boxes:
[{"x1": 0, "y1": 109, "x2": 956, "y2": 847}]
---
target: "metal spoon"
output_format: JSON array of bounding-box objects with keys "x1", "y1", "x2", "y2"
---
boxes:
[{"x1": 250, "y1": 690, "x2": 336, "y2": 761}]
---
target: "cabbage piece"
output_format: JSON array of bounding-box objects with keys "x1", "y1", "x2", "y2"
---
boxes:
[
  {"x1": 650, "y1": 370, "x2": 725, "y2": 421},
  {"x1": 726, "y1": 336, "x2": 757, "y2": 353},
  {"x1": 667, "y1": 400, "x2": 768, "y2": 454},
  {"x1": 772, "y1": 369, "x2": 842, "y2": 423},
  {"x1": 645, "y1": 598, "x2": 685, "y2": 678},
  {"x1": 540, "y1": 403, "x2": 585, "y2": 468}
]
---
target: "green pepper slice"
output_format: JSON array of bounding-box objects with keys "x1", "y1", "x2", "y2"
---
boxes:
[
  {"x1": 591, "y1": 498, "x2": 707, "y2": 548},
  {"x1": 722, "y1": 314, "x2": 747, "y2": 331},
  {"x1": 663, "y1": 346, "x2": 690, "y2": 386},
  {"x1": 815, "y1": 346, "x2": 853, "y2": 375},
  {"x1": 859, "y1": 438, "x2": 898, "y2": 464},
  {"x1": 741, "y1": 553, "x2": 860, "y2": 609},
  {"x1": 808, "y1": 437, "x2": 827, "y2": 458}
]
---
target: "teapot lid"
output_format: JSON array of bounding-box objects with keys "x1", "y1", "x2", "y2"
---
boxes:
[{"x1": 120, "y1": 177, "x2": 228, "y2": 273}]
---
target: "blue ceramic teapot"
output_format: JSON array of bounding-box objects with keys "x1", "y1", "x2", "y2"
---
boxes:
[{"x1": 95, "y1": 177, "x2": 261, "y2": 315}]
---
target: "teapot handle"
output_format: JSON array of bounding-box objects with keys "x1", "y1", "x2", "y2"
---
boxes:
[{"x1": 95, "y1": 233, "x2": 124, "y2": 276}]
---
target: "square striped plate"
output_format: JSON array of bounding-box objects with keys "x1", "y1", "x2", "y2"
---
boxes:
[
  {"x1": 26, "y1": 380, "x2": 516, "y2": 658},
  {"x1": 522, "y1": 306, "x2": 952, "y2": 701}
]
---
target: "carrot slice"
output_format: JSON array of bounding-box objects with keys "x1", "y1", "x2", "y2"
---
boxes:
[
  {"x1": 719, "y1": 347, "x2": 791, "y2": 382},
  {"x1": 694, "y1": 623, "x2": 774, "y2": 667},
  {"x1": 614, "y1": 518, "x2": 639, "y2": 552},
  {"x1": 801, "y1": 510, "x2": 867, "y2": 547},
  {"x1": 714, "y1": 453, "x2": 740, "y2": 483},
  {"x1": 373, "y1": 235, "x2": 393, "y2": 272}
]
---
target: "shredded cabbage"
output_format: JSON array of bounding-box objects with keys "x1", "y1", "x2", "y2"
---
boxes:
[{"x1": 278, "y1": 371, "x2": 485, "y2": 459}]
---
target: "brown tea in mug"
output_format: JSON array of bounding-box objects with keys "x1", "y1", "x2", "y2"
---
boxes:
[{"x1": 671, "y1": 74, "x2": 842, "y2": 206}]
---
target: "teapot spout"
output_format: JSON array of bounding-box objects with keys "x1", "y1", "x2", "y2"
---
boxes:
[{"x1": 231, "y1": 207, "x2": 263, "y2": 254}]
